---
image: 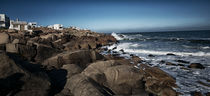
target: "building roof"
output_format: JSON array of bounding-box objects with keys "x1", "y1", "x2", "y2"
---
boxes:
[{"x1": 11, "y1": 21, "x2": 27, "y2": 25}]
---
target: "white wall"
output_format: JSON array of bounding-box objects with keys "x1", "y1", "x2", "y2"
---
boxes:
[
  {"x1": 53, "y1": 24, "x2": 63, "y2": 30},
  {"x1": 0, "y1": 14, "x2": 6, "y2": 27}
]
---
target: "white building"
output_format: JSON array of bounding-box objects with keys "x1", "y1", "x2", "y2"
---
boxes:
[
  {"x1": 9, "y1": 19, "x2": 28, "y2": 31},
  {"x1": 28, "y1": 22, "x2": 37, "y2": 29},
  {"x1": 47, "y1": 24, "x2": 63, "y2": 30},
  {"x1": 0, "y1": 14, "x2": 10, "y2": 29},
  {"x1": 69, "y1": 26, "x2": 81, "y2": 30}
]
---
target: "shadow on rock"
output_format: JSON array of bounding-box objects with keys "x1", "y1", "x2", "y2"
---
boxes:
[
  {"x1": 47, "y1": 69, "x2": 67, "y2": 96},
  {"x1": 6, "y1": 53, "x2": 68, "y2": 96},
  {"x1": 7, "y1": 53, "x2": 43, "y2": 73},
  {"x1": 0, "y1": 73, "x2": 25, "y2": 96}
]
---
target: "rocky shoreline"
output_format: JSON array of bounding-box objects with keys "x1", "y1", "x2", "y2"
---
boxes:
[{"x1": 0, "y1": 28, "x2": 178, "y2": 96}]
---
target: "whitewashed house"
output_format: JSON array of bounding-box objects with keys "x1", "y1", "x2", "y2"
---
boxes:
[
  {"x1": 28, "y1": 22, "x2": 37, "y2": 29},
  {"x1": 9, "y1": 19, "x2": 28, "y2": 31},
  {"x1": 0, "y1": 14, "x2": 10, "y2": 29},
  {"x1": 54, "y1": 24, "x2": 63, "y2": 30},
  {"x1": 70, "y1": 26, "x2": 81, "y2": 30},
  {"x1": 48, "y1": 24, "x2": 63, "y2": 30}
]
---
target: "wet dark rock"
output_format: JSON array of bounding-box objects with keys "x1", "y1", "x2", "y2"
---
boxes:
[
  {"x1": 188, "y1": 63, "x2": 205, "y2": 69},
  {"x1": 119, "y1": 34, "x2": 124, "y2": 38},
  {"x1": 130, "y1": 54, "x2": 134, "y2": 56},
  {"x1": 206, "y1": 92, "x2": 210, "y2": 96},
  {"x1": 148, "y1": 54, "x2": 155, "y2": 57},
  {"x1": 112, "y1": 47, "x2": 117, "y2": 50},
  {"x1": 112, "y1": 54, "x2": 120, "y2": 57},
  {"x1": 197, "y1": 81, "x2": 210, "y2": 87},
  {"x1": 191, "y1": 91, "x2": 203, "y2": 96},
  {"x1": 176, "y1": 60, "x2": 190, "y2": 63},
  {"x1": 103, "y1": 47, "x2": 108, "y2": 51},
  {"x1": 119, "y1": 49, "x2": 124, "y2": 53},
  {"x1": 112, "y1": 51, "x2": 118, "y2": 53},
  {"x1": 177, "y1": 64, "x2": 185, "y2": 66},
  {"x1": 159, "y1": 60, "x2": 166, "y2": 64},
  {"x1": 166, "y1": 62, "x2": 177, "y2": 66},
  {"x1": 107, "y1": 49, "x2": 111, "y2": 53},
  {"x1": 180, "y1": 67, "x2": 190, "y2": 70},
  {"x1": 166, "y1": 53, "x2": 176, "y2": 56},
  {"x1": 122, "y1": 52, "x2": 127, "y2": 54}
]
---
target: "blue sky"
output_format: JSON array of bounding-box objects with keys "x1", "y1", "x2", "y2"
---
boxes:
[{"x1": 1, "y1": 0, "x2": 210, "y2": 32}]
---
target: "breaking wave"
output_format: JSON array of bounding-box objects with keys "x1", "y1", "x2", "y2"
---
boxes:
[
  {"x1": 124, "y1": 49, "x2": 210, "y2": 57},
  {"x1": 109, "y1": 43, "x2": 210, "y2": 57},
  {"x1": 111, "y1": 32, "x2": 125, "y2": 40}
]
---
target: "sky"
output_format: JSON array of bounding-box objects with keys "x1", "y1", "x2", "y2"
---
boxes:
[{"x1": 1, "y1": 0, "x2": 210, "y2": 32}]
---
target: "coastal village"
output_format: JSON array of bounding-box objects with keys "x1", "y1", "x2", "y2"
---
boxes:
[
  {"x1": 0, "y1": 13, "x2": 209, "y2": 96},
  {"x1": 0, "y1": 14, "x2": 87, "y2": 31}
]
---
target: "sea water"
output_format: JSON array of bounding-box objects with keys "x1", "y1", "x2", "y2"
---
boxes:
[{"x1": 107, "y1": 30, "x2": 210, "y2": 95}]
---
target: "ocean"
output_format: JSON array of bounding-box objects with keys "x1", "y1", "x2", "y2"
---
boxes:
[{"x1": 104, "y1": 30, "x2": 210, "y2": 95}]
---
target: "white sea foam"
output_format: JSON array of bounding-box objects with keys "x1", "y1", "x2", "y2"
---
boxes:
[
  {"x1": 111, "y1": 32, "x2": 124, "y2": 40},
  {"x1": 111, "y1": 43, "x2": 210, "y2": 57},
  {"x1": 130, "y1": 43, "x2": 141, "y2": 47},
  {"x1": 125, "y1": 49, "x2": 210, "y2": 57},
  {"x1": 202, "y1": 46, "x2": 210, "y2": 49}
]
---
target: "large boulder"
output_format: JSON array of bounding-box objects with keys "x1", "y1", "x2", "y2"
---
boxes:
[
  {"x1": 0, "y1": 32, "x2": 10, "y2": 44},
  {"x1": 64, "y1": 74, "x2": 108, "y2": 96},
  {"x1": 5, "y1": 43, "x2": 37, "y2": 60},
  {"x1": 63, "y1": 41, "x2": 80, "y2": 51},
  {"x1": 18, "y1": 44, "x2": 37, "y2": 61},
  {"x1": 42, "y1": 50, "x2": 104, "y2": 69},
  {"x1": 12, "y1": 39, "x2": 20, "y2": 44},
  {"x1": 35, "y1": 44, "x2": 61, "y2": 62},
  {"x1": 139, "y1": 64, "x2": 177, "y2": 96},
  {"x1": 0, "y1": 52, "x2": 51, "y2": 96},
  {"x1": 14, "y1": 74, "x2": 51, "y2": 96},
  {"x1": 104, "y1": 65, "x2": 147, "y2": 95},
  {"x1": 97, "y1": 35, "x2": 117, "y2": 46},
  {"x1": 83, "y1": 60, "x2": 120, "y2": 85},
  {"x1": 188, "y1": 63, "x2": 205, "y2": 69},
  {"x1": 6, "y1": 43, "x2": 19, "y2": 53},
  {"x1": 0, "y1": 52, "x2": 25, "y2": 78},
  {"x1": 62, "y1": 64, "x2": 82, "y2": 78}
]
